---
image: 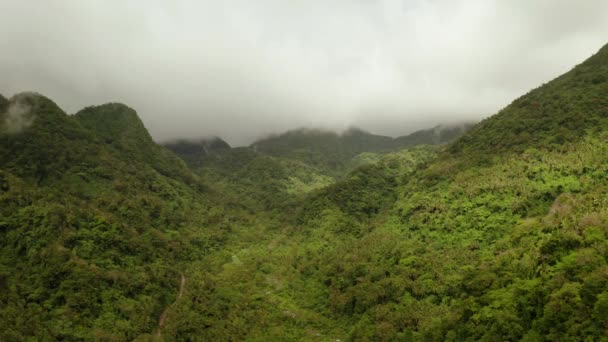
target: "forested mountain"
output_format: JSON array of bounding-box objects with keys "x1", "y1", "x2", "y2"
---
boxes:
[
  {"x1": 1, "y1": 42, "x2": 608, "y2": 341},
  {"x1": 163, "y1": 137, "x2": 231, "y2": 167},
  {"x1": 162, "y1": 125, "x2": 464, "y2": 211},
  {"x1": 394, "y1": 123, "x2": 474, "y2": 148},
  {"x1": 249, "y1": 125, "x2": 471, "y2": 175},
  {"x1": 0, "y1": 93, "x2": 248, "y2": 339}
]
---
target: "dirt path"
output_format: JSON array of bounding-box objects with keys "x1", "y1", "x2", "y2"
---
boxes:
[{"x1": 156, "y1": 273, "x2": 186, "y2": 338}]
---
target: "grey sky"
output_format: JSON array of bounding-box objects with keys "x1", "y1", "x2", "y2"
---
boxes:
[{"x1": 1, "y1": 1, "x2": 607, "y2": 146}]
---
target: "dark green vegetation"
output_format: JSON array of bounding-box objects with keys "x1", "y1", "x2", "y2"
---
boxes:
[
  {"x1": 163, "y1": 137, "x2": 231, "y2": 167},
  {"x1": 1, "y1": 43, "x2": 608, "y2": 341}
]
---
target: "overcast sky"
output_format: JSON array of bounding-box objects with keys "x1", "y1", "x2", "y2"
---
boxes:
[{"x1": 1, "y1": 1, "x2": 607, "y2": 146}]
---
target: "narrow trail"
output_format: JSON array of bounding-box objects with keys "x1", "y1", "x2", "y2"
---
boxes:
[{"x1": 156, "y1": 273, "x2": 186, "y2": 338}]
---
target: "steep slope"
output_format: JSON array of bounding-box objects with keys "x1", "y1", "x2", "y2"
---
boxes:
[
  {"x1": 75, "y1": 104, "x2": 192, "y2": 181},
  {"x1": 451, "y1": 43, "x2": 608, "y2": 159},
  {"x1": 1, "y1": 93, "x2": 98, "y2": 183},
  {"x1": 300, "y1": 42, "x2": 608, "y2": 341},
  {"x1": 0, "y1": 94, "x2": 236, "y2": 340}
]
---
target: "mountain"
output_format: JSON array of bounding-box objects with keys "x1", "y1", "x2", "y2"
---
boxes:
[
  {"x1": 0, "y1": 93, "x2": 7, "y2": 111},
  {"x1": 0, "y1": 94, "x2": 242, "y2": 340},
  {"x1": 250, "y1": 127, "x2": 391, "y2": 174},
  {"x1": 394, "y1": 123, "x2": 475, "y2": 147},
  {"x1": 1, "y1": 93, "x2": 98, "y2": 183},
  {"x1": 169, "y1": 145, "x2": 333, "y2": 210},
  {"x1": 250, "y1": 125, "x2": 470, "y2": 175},
  {"x1": 163, "y1": 137, "x2": 231, "y2": 167},
  {"x1": 165, "y1": 124, "x2": 468, "y2": 211},
  {"x1": 75, "y1": 103, "x2": 192, "y2": 181}
]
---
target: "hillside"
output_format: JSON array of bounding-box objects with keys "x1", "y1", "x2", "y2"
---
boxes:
[
  {"x1": 75, "y1": 104, "x2": 193, "y2": 181},
  {"x1": 0, "y1": 94, "x2": 248, "y2": 340},
  {"x1": 168, "y1": 145, "x2": 333, "y2": 211}
]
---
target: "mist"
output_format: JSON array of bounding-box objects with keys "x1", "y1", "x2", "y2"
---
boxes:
[
  {"x1": 0, "y1": 94, "x2": 34, "y2": 134},
  {"x1": 1, "y1": 1, "x2": 607, "y2": 146}
]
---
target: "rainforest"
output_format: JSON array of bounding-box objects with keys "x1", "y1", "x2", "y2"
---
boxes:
[{"x1": 2, "y1": 2, "x2": 608, "y2": 341}]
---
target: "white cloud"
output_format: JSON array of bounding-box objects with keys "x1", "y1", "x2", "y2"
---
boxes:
[{"x1": 0, "y1": 0, "x2": 607, "y2": 145}]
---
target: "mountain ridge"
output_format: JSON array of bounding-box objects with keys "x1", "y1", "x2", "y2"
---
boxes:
[
  {"x1": 246, "y1": 123, "x2": 472, "y2": 175},
  {"x1": 450, "y1": 43, "x2": 608, "y2": 161}
]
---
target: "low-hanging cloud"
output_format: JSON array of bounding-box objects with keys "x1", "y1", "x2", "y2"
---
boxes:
[
  {"x1": 0, "y1": 1, "x2": 607, "y2": 145},
  {"x1": 1, "y1": 96, "x2": 34, "y2": 134}
]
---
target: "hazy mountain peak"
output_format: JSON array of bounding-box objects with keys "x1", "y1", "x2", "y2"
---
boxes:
[
  {"x1": 341, "y1": 126, "x2": 370, "y2": 136},
  {"x1": 74, "y1": 102, "x2": 154, "y2": 148},
  {"x1": 76, "y1": 103, "x2": 144, "y2": 132},
  {"x1": 163, "y1": 136, "x2": 231, "y2": 164},
  {"x1": 8, "y1": 92, "x2": 62, "y2": 111},
  {"x1": 0, "y1": 92, "x2": 68, "y2": 135}
]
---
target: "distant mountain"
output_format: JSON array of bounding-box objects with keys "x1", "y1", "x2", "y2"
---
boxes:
[
  {"x1": 0, "y1": 93, "x2": 7, "y2": 111},
  {"x1": 393, "y1": 123, "x2": 475, "y2": 147},
  {"x1": 163, "y1": 137, "x2": 231, "y2": 166},
  {"x1": 164, "y1": 124, "x2": 471, "y2": 208},
  {"x1": 163, "y1": 136, "x2": 333, "y2": 209},
  {"x1": 250, "y1": 124, "x2": 471, "y2": 175},
  {"x1": 249, "y1": 128, "x2": 390, "y2": 174},
  {"x1": 164, "y1": 142, "x2": 333, "y2": 210},
  {"x1": 204, "y1": 148, "x2": 333, "y2": 210}
]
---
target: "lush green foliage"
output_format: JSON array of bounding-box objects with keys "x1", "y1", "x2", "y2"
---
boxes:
[
  {"x1": 0, "y1": 95, "x2": 240, "y2": 339},
  {"x1": 176, "y1": 146, "x2": 334, "y2": 211}
]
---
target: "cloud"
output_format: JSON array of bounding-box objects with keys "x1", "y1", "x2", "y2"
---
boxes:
[
  {"x1": 0, "y1": 1, "x2": 607, "y2": 145},
  {"x1": 1, "y1": 95, "x2": 34, "y2": 134}
]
